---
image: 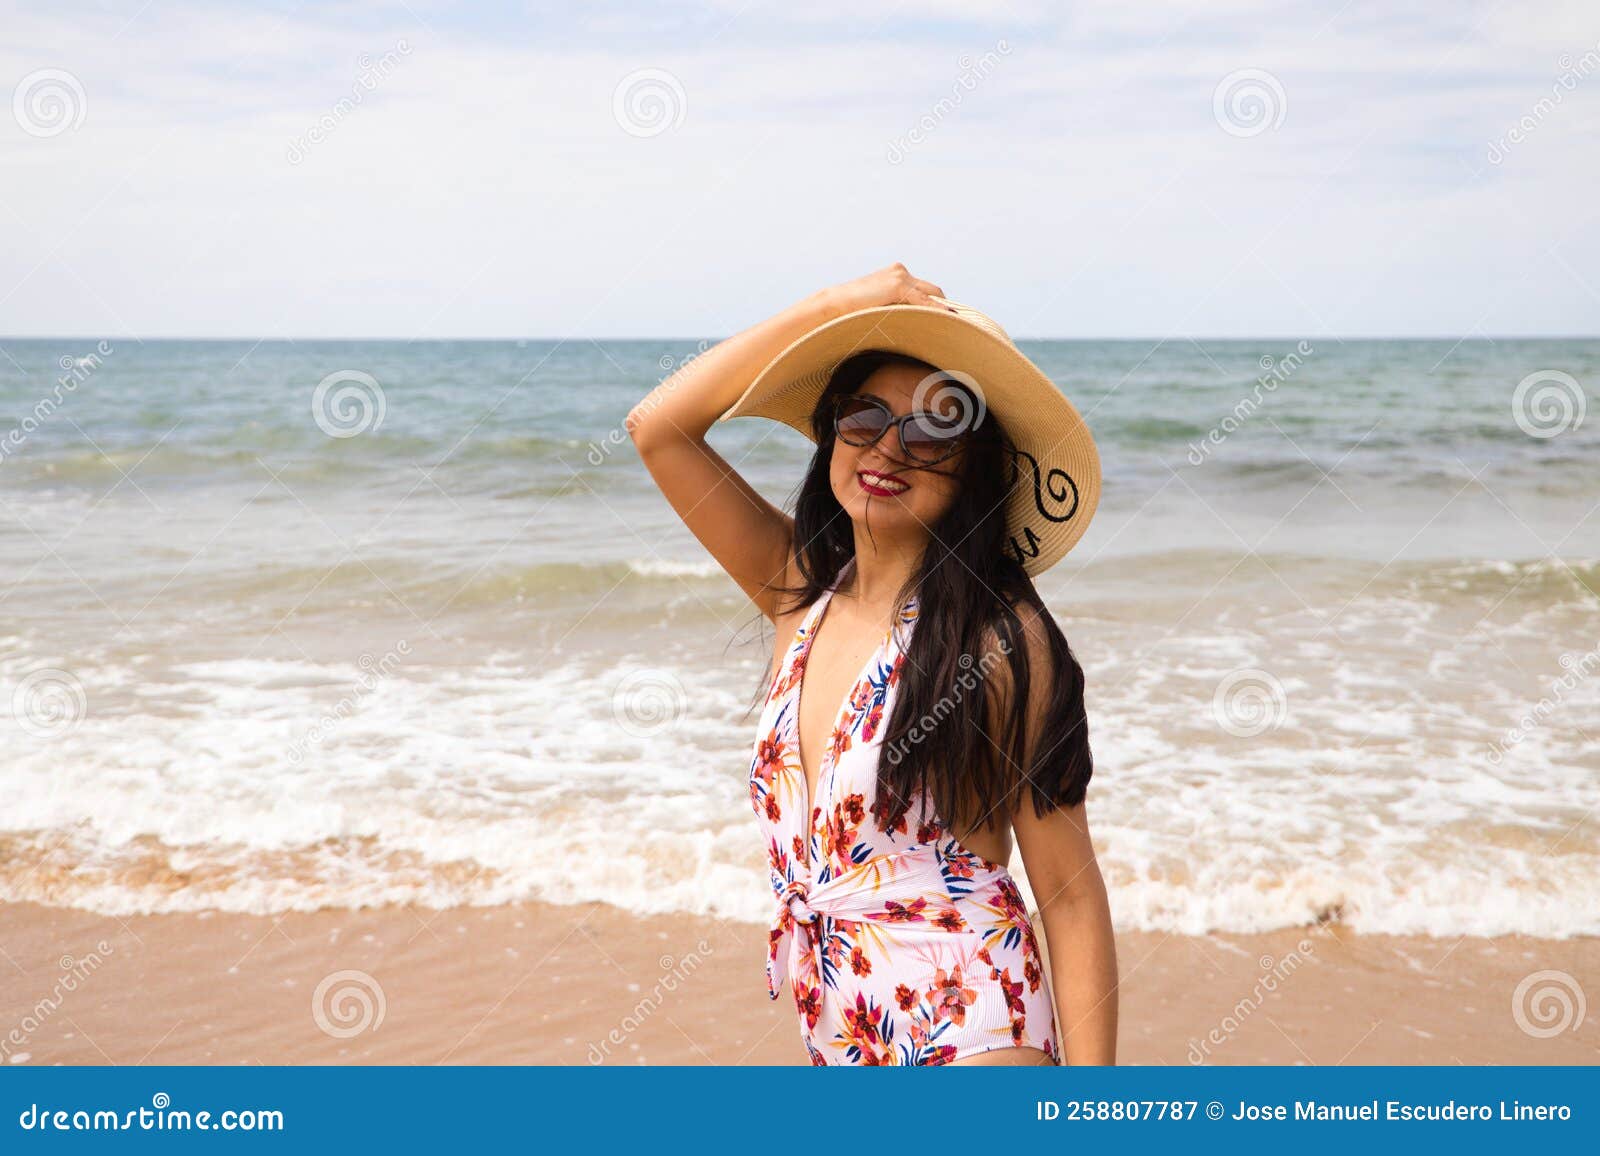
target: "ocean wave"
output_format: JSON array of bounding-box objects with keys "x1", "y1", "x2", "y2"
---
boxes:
[{"x1": 2, "y1": 628, "x2": 1595, "y2": 937}]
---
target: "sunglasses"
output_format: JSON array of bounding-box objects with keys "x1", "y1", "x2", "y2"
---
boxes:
[{"x1": 830, "y1": 394, "x2": 973, "y2": 466}]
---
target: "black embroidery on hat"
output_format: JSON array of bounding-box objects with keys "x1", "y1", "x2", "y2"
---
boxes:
[
  {"x1": 1011, "y1": 448, "x2": 1079, "y2": 524},
  {"x1": 1005, "y1": 526, "x2": 1043, "y2": 568}
]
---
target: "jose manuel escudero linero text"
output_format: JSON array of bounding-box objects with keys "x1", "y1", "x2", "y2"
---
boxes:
[{"x1": 1230, "y1": 1100, "x2": 1573, "y2": 1122}]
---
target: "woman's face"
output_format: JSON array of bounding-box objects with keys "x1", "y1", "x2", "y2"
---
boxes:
[{"x1": 827, "y1": 362, "x2": 967, "y2": 538}]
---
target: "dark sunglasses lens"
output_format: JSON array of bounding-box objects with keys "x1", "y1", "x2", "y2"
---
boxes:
[
  {"x1": 835, "y1": 398, "x2": 889, "y2": 445},
  {"x1": 901, "y1": 413, "x2": 966, "y2": 461}
]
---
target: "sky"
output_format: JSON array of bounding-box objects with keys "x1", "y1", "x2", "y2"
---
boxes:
[{"x1": 1, "y1": 0, "x2": 1597, "y2": 339}]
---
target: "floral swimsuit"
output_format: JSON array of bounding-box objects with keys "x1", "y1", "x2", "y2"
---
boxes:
[{"x1": 747, "y1": 572, "x2": 1058, "y2": 1066}]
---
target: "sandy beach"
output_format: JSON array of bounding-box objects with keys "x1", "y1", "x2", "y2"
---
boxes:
[{"x1": 2, "y1": 900, "x2": 1593, "y2": 1066}]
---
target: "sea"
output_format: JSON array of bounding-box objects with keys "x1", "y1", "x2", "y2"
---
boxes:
[{"x1": 2, "y1": 335, "x2": 1596, "y2": 937}]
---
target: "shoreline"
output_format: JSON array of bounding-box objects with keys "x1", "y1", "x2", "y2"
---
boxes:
[{"x1": 1, "y1": 900, "x2": 1595, "y2": 1066}]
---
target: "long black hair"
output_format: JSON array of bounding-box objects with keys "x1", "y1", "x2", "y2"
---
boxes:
[{"x1": 780, "y1": 351, "x2": 1093, "y2": 834}]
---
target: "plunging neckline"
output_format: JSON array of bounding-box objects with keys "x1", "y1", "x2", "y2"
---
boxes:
[{"x1": 791, "y1": 582, "x2": 901, "y2": 865}]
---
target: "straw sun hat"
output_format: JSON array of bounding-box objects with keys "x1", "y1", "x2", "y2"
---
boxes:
[{"x1": 718, "y1": 298, "x2": 1101, "y2": 576}]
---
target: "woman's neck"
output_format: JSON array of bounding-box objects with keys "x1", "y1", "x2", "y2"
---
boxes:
[{"x1": 842, "y1": 536, "x2": 924, "y2": 608}]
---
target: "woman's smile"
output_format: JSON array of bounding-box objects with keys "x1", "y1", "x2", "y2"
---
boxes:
[{"x1": 857, "y1": 468, "x2": 910, "y2": 497}]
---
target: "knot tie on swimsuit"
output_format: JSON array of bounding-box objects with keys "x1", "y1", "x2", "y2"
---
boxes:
[
  {"x1": 779, "y1": 880, "x2": 817, "y2": 925},
  {"x1": 765, "y1": 844, "x2": 983, "y2": 1005}
]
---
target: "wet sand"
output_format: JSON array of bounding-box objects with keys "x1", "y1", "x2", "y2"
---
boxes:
[{"x1": 0, "y1": 900, "x2": 1594, "y2": 1066}]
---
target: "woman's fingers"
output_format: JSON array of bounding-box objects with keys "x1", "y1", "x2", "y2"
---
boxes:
[
  {"x1": 909, "y1": 282, "x2": 957, "y2": 312},
  {"x1": 909, "y1": 278, "x2": 956, "y2": 311}
]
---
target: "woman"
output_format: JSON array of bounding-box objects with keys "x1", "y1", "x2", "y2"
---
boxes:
[{"x1": 628, "y1": 264, "x2": 1117, "y2": 1066}]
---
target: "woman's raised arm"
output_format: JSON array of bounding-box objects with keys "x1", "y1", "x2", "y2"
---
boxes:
[{"x1": 626, "y1": 264, "x2": 947, "y2": 620}]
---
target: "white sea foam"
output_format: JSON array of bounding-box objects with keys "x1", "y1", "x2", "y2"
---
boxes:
[{"x1": 3, "y1": 609, "x2": 1597, "y2": 938}]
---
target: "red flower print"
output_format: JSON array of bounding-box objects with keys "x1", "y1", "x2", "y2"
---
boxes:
[
  {"x1": 849, "y1": 946, "x2": 872, "y2": 976},
  {"x1": 764, "y1": 793, "x2": 781, "y2": 821},
  {"x1": 929, "y1": 966, "x2": 978, "y2": 1026},
  {"x1": 795, "y1": 984, "x2": 822, "y2": 1030},
  {"x1": 944, "y1": 853, "x2": 976, "y2": 881},
  {"x1": 1024, "y1": 956, "x2": 1042, "y2": 993},
  {"x1": 894, "y1": 983, "x2": 916, "y2": 1011},
  {"x1": 843, "y1": 793, "x2": 865, "y2": 824},
  {"x1": 841, "y1": 992, "x2": 885, "y2": 1046},
  {"x1": 828, "y1": 723, "x2": 852, "y2": 763},
  {"x1": 934, "y1": 908, "x2": 967, "y2": 933},
  {"x1": 880, "y1": 898, "x2": 928, "y2": 923},
  {"x1": 861, "y1": 700, "x2": 884, "y2": 741},
  {"x1": 993, "y1": 879, "x2": 1030, "y2": 925},
  {"x1": 754, "y1": 737, "x2": 783, "y2": 781},
  {"x1": 917, "y1": 821, "x2": 941, "y2": 844},
  {"x1": 994, "y1": 967, "x2": 1026, "y2": 1016}
]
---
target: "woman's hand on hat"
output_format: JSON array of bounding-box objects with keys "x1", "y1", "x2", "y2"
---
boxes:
[{"x1": 818, "y1": 264, "x2": 955, "y2": 319}]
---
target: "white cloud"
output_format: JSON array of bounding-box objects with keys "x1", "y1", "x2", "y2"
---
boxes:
[{"x1": 0, "y1": 0, "x2": 1595, "y2": 337}]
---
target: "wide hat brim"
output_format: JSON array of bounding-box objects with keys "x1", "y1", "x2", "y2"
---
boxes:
[{"x1": 718, "y1": 299, "x2": 1100, "y2": 576}]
